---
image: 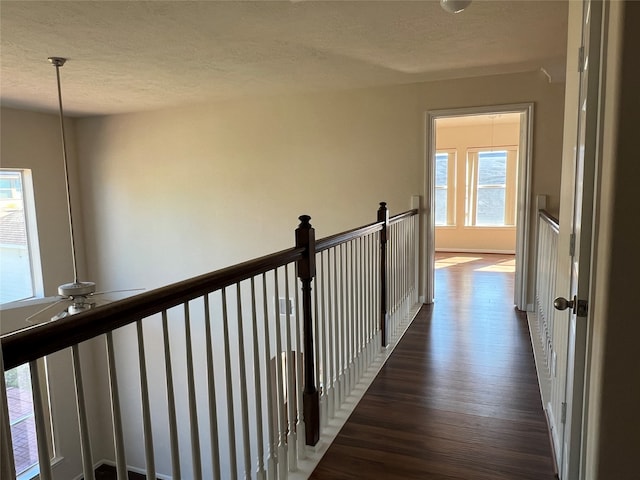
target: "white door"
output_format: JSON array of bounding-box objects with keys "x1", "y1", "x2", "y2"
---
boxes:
[{"x1": 551, "y1": 1, "x2": 603, "y2": 478}]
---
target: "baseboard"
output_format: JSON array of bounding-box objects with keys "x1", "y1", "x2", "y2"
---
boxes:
[{"x1": 435, "y1": 248, "x2": 516, "y2": 254}]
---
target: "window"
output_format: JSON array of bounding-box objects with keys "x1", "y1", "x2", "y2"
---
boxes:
[
  {"x1": 0, "y1": 169, "x2": 41, "y2": 304},
  {"x1": 465, "y1": 149, "x2": 518, "y2": 226},
  {"x1": 5, "y1": 364, "x2": 39, "y2": 477},
  {"x1": 434, "y1": 151, "x2": 456, "y2": 226}
]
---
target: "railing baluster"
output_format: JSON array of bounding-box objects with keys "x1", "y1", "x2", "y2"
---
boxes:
[
  {"x1": 162, "y1": 310, "x2": 181, "y2": 480},
  {"x1": 250, "y1": 278, "x2": 266, "y2": 479},
  {"x1": 235, "y1": 283, "x2": 252, "y2": 479},
  {"x1": 0, "y1": 352, "x2": 16, "y2": 480},
  {"x1": 184, "y1": 303, "x2": 202, "y2": 480},
  {"x1": 312, "y1": 264, "x2": 322, "y2": 431},
  {"x1": 339, "y1": 243, "x2": 346, "y2": 402},
  {"x1": 136, "y1": 321, "x2": 156, "y2": 480},
  {"x1": 203, "y1": 297, "x2": 221, "y2": 480},
  {"x1": 358, "y1": 237, "x2": 364, "y2": 380},
  {"x1": 105, "y1": 332, "x2": 128, "y2": 480},
  {"x1": 72, "y1": 344, "x2": 95, "y2": 480},
  {"x1": 333, "y1": 247, "x2": 340, "y2": 407},
  {"x1": 319, "y1": 251, "x2": 329, "y2": 427},
  {"x1": 293, "y1": 272, "x2": 305, "y2": 460},
  {"x1": 29, "y1": 360, "x2": 53, "y2": 480},
  {"x1": 261, "y1": 274, "x2": 277, "y2": 479},
  {"x1": 326, "y1": 249, "x2": 336, "y2": 419},
  {"x1": 221, "y1": 288, "x2": 238, "y2": 479},
  {"x1": 284, "y1": 267, "x2": 298, "y2": 471},
  {"x1": 349, "y1": 241, "x2": 356, "y2": 388},
  {"x1": 273, "y1": 268, "x2": 288, "y2": 478}
]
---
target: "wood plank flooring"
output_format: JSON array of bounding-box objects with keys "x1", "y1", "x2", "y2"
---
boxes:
[{"x1": 310, "y1": 253, "x2": 556, "y2": 480}]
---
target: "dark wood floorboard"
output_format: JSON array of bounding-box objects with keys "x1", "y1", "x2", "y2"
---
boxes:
[{"x1": 310, "y1": 253, "x2": 556, "y2": 480}]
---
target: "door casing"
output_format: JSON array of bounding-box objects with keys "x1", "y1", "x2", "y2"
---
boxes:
[{"x1": 423, "y1": 103, "x2": 534, "y2": 310}]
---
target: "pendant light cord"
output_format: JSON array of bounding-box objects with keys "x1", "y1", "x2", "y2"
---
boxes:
[{"x1": 50, "y1": 57, "x2": 79, "y2": 285}]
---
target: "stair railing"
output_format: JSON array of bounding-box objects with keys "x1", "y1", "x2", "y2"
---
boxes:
[{"x1": 1, "y1": 202, "x2": 420, "y2": 480}]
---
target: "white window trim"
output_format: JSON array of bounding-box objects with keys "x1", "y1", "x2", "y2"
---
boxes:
[{"x1": 465, "y1": 147, "x2": 518, "y2": 227}]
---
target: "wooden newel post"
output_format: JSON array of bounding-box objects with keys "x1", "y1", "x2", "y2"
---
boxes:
[
  {"x1": 295, "y1": 215, "x2": 320, "y2": 446},
  {"x1": 378, "y1": 202, "x2": 389, "y2": 347}
]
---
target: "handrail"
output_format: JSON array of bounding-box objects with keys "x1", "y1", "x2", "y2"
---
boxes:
[
  {"x1": 316, "y1": 221, "x2": 383, "y2": 253},
  {"x1": 315, "y1": 209, "x2": 417, "y2": 252},
  {"x1": 539, "y1": 209, "x2": 559, "y2": 231},
  {"x1": 2, "y1": 246, "x2": 305, "y2": 370},
  {"x1": 389, "y1": 208, "x2": 418, "y2": 225},
  {"x1": 2, "y1": 207, "x2": 419, "y2": 371}
]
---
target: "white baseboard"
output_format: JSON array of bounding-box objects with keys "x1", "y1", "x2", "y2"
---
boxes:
[{"x1": 435, "y1": 248, "x2": 516, "y2": 254}]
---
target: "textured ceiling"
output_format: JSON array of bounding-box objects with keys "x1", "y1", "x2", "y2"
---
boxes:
[{"x1": 0, "y1": 1, "x2": 568, "y2": 117}]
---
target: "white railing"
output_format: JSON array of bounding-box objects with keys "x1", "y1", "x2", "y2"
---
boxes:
[
  {"x1": 533, "y1": 210, "x2": 560, "y2": 376},
  {"x1": 2, "y1": 202, "x2": 421, "y2": 480}
]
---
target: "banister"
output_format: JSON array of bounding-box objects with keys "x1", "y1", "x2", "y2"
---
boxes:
[
  {"x1": 315, "y1": 209, "x2": 418, "y2": 253},
  {"x1": 2, "y1": 246, "x2": 305, "y2": 370},
  {"x1": 2, "y1": 207, "x2": 420, "y2": 371},
  {"x1": 539, "y1": 209, "x2": 560, "y2": 232},
  {"x1": 316, "y1": 221, "x2": 383, "y2": 252},
  {"x1": 388, "y1": 208, "x2": 418, "y2": 225}
]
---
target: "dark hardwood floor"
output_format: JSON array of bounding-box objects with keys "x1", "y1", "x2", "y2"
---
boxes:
[{"x1": 311, "y1": 253, "x2": 556, "y2": 479}]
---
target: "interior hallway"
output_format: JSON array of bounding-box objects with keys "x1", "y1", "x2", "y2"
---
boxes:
[{"x1": 310, "y1": 253, "x2": 556, "y2": 479}]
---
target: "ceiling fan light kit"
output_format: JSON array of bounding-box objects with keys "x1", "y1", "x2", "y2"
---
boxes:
[{"x1": 440, "y1": 0, "x2": 472, "y2": 14}]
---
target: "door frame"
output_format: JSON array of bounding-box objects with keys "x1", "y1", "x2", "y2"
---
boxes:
[{"x1": 424, "y1": 103, "x2": 534, "y2": 309}]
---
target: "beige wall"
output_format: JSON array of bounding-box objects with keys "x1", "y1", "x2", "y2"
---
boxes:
[
  {"x1": 435, "y1": 120, "x2": 520, "y2": 252},
  {"x1": 75, "y1": 71, "x2": 565, "y2": 307}
]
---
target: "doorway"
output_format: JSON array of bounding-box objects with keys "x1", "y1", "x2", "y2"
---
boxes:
[{"x1": 425, "y1": 104, "x2": 533, "y2": 310}]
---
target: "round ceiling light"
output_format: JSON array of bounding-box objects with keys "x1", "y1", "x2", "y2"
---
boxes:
[{"x1": 440, "y1": 0, "x2": 472, "y2": 14}]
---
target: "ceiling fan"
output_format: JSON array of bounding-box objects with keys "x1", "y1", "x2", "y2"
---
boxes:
[{"x1": 27, "y1": 58, "x2": 139, "y2": 323}]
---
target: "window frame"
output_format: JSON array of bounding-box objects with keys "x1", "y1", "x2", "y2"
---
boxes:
[
  {"x1": 434, "y1": 149, "x2": 457, "y2": 227},
  {"x1": 464, "y1": 147, "x2": 518, "y2": 227},
  {"x1": 0, "y1": 168, "x2": 44, "y2": 304}
]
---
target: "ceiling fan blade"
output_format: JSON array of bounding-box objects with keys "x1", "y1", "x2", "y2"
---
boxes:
[
  {"x1": 91, "y1": 288, "x2": 145, "y2": 296},
  {"x1": 26, "y1": 298, "x2": 70, "y2": 324}
]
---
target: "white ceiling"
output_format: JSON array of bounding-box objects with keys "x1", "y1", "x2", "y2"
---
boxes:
[{"x1": 0, "y1": 1, "x2": 568, "y2": 117}]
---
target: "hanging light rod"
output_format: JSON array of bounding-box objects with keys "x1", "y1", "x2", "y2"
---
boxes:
[{"x1": 48, "y1": 56, "x2": 96, "y2": 298}]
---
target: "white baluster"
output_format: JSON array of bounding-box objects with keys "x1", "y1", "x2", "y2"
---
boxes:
[
  {"x1": 262, "y1": 274, "x2": 277, "y2": 479},
  {"x1": 136, "y1": 321, "x2": 156, "y2": 480},
  {"x1": 184, "y1": 303, "x2": 202, "y2": 480},
  {"x1": 293, "y1": 272, "x2": 305, "y2": 461},
  {"x1": 236, "y1": 283, "x2": 252, "y2": 479},
  {"x1": 72, "y1": 344, "x2": 95, "y2": 480},
  {"x1": 250, "y1": 279, "x2": 267, "y2": 480},
  {"x1": 325, "y1": 250, "x2": 335, "y2": 420},
  {"x1": 203, "y1": 296, "x2": 221, "y2": 480},
  {"x1": 333, "y1": 247, "x2": 341, "y2": 409},
  {"x1": 105, "y1": 332, "x2": 128, "y2": 480},
  {"x1": 30, "y1": 360, "x2": 53, "y2": 480},
  {"x1": 221, "y1": 289, "x2": 238, "y2": 479},
  {"x1": 273, "y1": 269, "x2": 288, "y2": 480},
  {"x1": 284, "y1": 267, "x2": 298, "y2": 471}
]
